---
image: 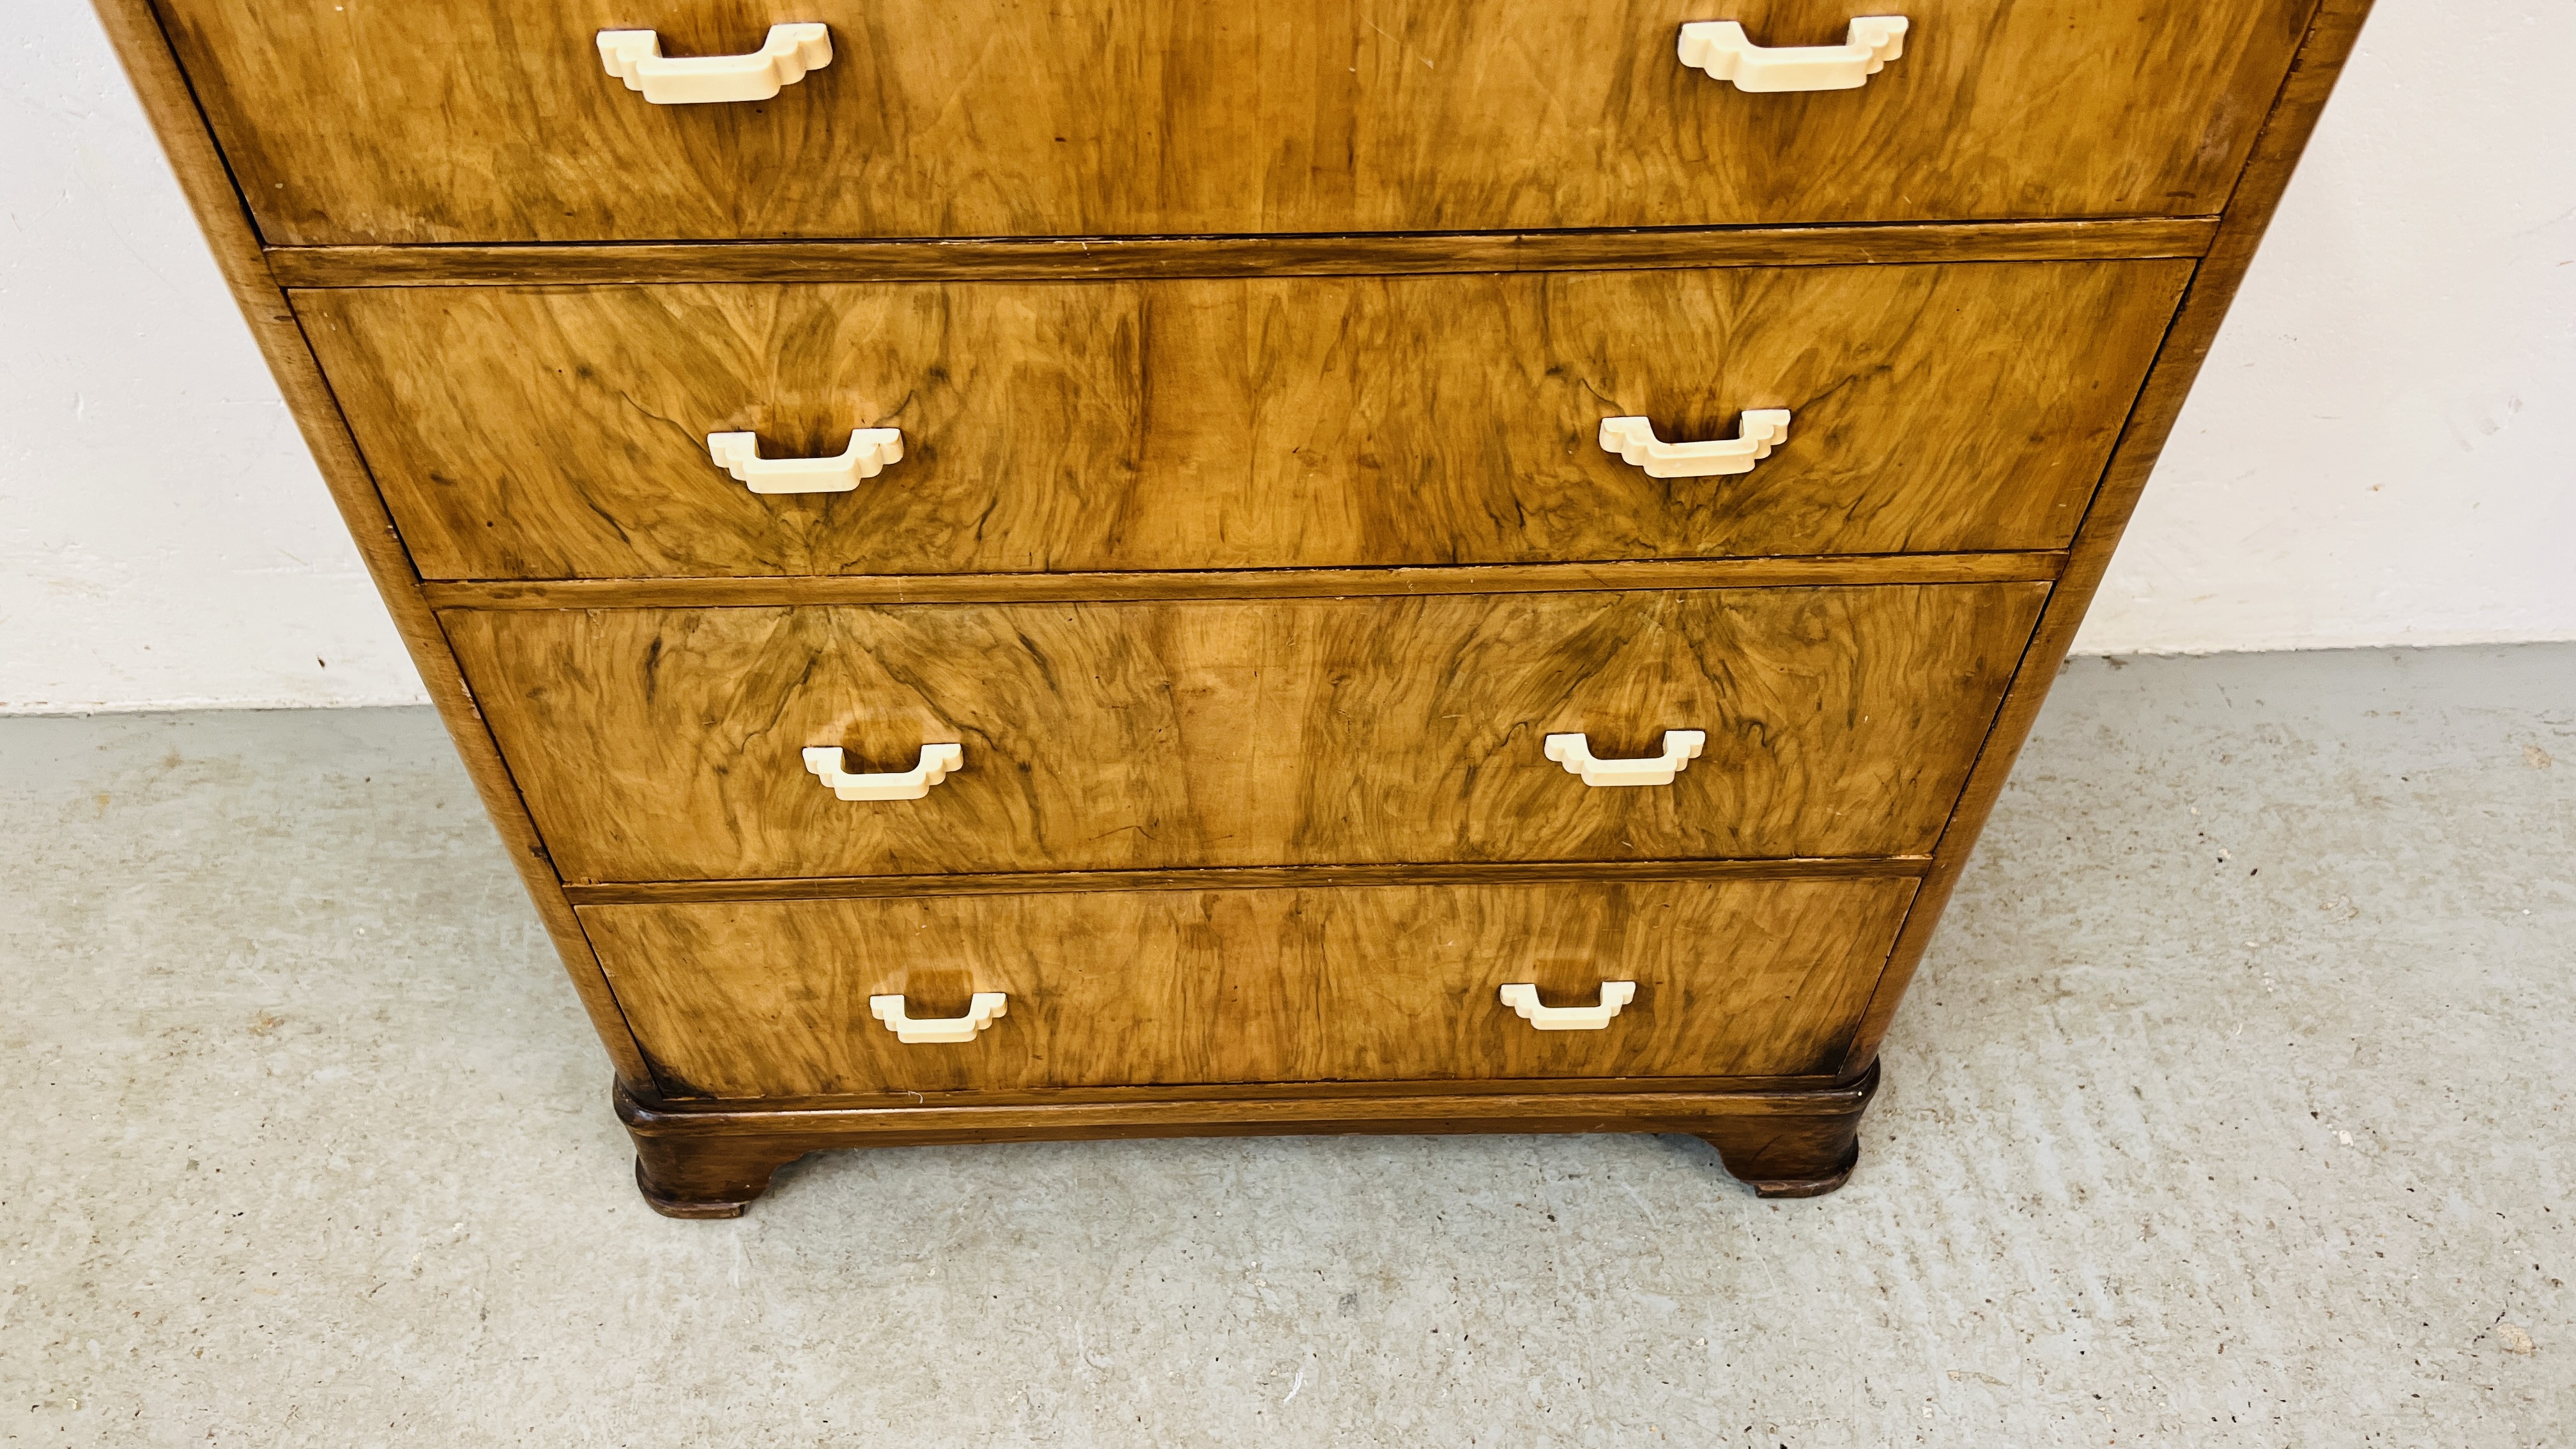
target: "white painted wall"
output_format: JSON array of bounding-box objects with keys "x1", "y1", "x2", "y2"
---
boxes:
[
  {"x1": 2073, "y1": 0, "x2": 2576, "y2": 656},
  {"x1": 2, "y1": 5, "x2": 418, "y2": 710},
  {"x1": 3, "y1": 1, "x2": 2570, "y2": 712}
]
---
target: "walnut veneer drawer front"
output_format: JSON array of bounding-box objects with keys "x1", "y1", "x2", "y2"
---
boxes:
[
  {"x1": 583, "y1": 877, "x2": 1917, "y2": 1098},
  {"x1": 304, "y1": 261, "x2": 2186, "y2": 580},
  {"x1": 163, "y1": 0, "x2": 2305, "y2": 244},
  {"x1": 445, "y1": 583, "x2": 2044, "y2": 882}
]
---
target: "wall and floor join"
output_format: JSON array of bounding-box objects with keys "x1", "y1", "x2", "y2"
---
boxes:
[
  {"x1": 7, "y1": 646, "x2": 2570, "y2": 1441},
  {"x1": 4, "y1": 0, "x2": 2573, "y2": 1442}
]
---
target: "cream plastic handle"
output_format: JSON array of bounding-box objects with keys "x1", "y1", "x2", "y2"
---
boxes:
[
  {"x1": 1677, "y1": 17, "x2": 1908, "y2": 92},
  {"x1": 869, "y1": 992, "x2": 1008, "y2": 1045},
  {"x1": 597, "y1": 24, "x2": 833, "y2": 105},
  {"x1": 802, "y1": 744, "x2": 962, "y2": 801},
  {"x1": 1544, "y1": 730, "x2": 1706, "y2": 787},
  {"x1": 1598, "y1": 412, "x2": 1791, "y2": 479},
  {"x1": 1499, "y1": 982, "x2": 1639, "y2": 1032},
  {"x1": 708, "y1": 429, "x2": 903, "y2": 494}
]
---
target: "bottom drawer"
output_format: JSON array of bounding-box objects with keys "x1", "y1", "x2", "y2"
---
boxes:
[{"x1": 583, "y1": 877, "x2": 1915, "y2": 1100}]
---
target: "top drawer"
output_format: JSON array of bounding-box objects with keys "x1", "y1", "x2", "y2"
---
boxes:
[{"x1": 161, "y1": 1, "x2": 2312, "y2": 245}]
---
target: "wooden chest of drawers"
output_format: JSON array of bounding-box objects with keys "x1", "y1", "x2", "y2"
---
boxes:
[{"x1": 102, "y1": 0, "x2": 2370, "y2": 1215}]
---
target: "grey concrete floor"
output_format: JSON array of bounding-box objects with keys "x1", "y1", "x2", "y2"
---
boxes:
[{"x1": 2, "y1": 646, "x2": 2571, "y2": 1446}]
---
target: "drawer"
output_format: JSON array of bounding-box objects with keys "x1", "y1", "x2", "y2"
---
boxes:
[
  {"x1": 302, "y1": 261, "x2": 2188, "y2": 580},
  {"x1": 582, "y1": 876, "x2": 1917, "y2": 1098},
  {"x1": 165, "y1": 1, "x2": 2306, "y2": 244},
  {"x1": 445, "y1": 583, "x2": 2046, "y2": 882}
]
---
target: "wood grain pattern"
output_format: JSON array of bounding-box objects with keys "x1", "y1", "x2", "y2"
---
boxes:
[
  {"x1": 420, "y1": 553, "x2": 2066, "y2": 612},
  {"x1": 88, "y1": 0, "x2": 657, "y2": 1089},
  {"x1": 1834, "y1": 0, "x2": 2372, "y2": 1079},
  {"x1": 262, "y1": 218, "x2": 2222, "y2": 288},
  {"x1": 583, "y1": 877, "x2": 1915, "y2": 1098},
  {"x1": 618, "y1": 1068, "x2": 1881, "y2": 1215},
  {"x1": 659, "y1": 1072, "x2": 1858, "y2": 1112},
  {"x1": 102, "y1": 0, "x2": 2374, "y2": 1213},
  {"x1": 159, "y1": 0, "x2": 2308, "y2": 244},
  {"x1": 440, "y1": 584, "x2": 2047, "y2": 882},
  {"x1": 301, "y1": 261, "x2": 2187, "y2": 581},
  {"x1": 560, "y1": 856, "x2": 1928, "y2": 907}
]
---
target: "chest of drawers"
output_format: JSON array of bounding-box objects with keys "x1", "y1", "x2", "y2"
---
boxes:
[{"x1": 101, "y1": 0, "x2": 2370, "y2": 1216}]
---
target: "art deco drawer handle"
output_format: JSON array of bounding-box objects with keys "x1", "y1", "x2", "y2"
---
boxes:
[
  {"x1": 597, "y1": 24, "x2": 834, "y2": 105},
  {"x1": 1544, "y1": 730, "x2": 1706, "y2": 788},
  {"x1": 708, "y1": 429, "x2": 903, "y2": 494},
  {"x1": 1677, "y1": 17, "x2": 1908, "y2": 92},
  {"x1": 869, "y1": 992, "x2": 1008, "y2": 1045},
  {"x1": 1499, "y1": 982, "x2": 1639, "y2": 1032},
  {"x1": 1598, "y1": 411, "x2": 1791, "y2": 479},
  {"x1": 802, "y1": 744, "x2": 962, "y2": 801}
]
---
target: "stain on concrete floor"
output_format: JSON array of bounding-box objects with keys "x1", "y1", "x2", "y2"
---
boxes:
[{"x1": 2, "y1": 646, "x2": 2570, "y2": 1445}]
